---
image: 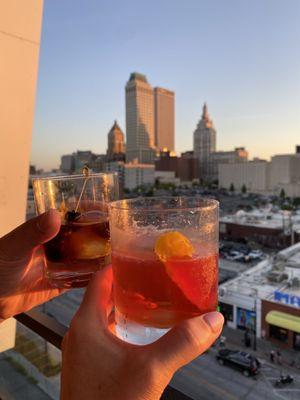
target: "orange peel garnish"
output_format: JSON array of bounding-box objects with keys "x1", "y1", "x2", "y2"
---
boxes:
[{"x1": 154, "y1": 231, "x2": 194, "y2": 262}]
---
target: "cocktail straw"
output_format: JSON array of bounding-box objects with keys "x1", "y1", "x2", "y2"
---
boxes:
[{"x1": 74, "y1": 166, "x2": 90, "y2": 212}]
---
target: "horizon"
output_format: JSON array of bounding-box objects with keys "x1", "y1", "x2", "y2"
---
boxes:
[{"x1": 31, "y1": 0, "x2": 300, "y2": 170}]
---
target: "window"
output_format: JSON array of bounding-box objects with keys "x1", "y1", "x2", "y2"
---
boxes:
[
  {"x1": 293, "y1": 333, "x2": 300, "y2": 350},
  {"x1": 269, "y1": 325, "x2": 288, "y2": 343},
  {"x1": 219, "y1": 302, "x2": 233, "y2": 322}
]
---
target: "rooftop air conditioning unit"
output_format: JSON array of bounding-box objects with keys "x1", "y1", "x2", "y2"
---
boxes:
[
  {"x1": 291, "y1": 277, "x2": 300, "y2": 289},
  {"x1": 267, "y1": 271, "x2": 288, "y2": 283}
]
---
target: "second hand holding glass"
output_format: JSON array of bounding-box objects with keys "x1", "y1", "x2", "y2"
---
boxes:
[{"x1": 109, "y1": 197, "x2": 219, "y2": 345}]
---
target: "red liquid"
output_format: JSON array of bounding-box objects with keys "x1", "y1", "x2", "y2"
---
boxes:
[
  {"x1": 44, "y1": 218, "x2": 110, "y2": 288},
  {"x1": 112, "y1": 252, "x2": 218, "y2": 328}
]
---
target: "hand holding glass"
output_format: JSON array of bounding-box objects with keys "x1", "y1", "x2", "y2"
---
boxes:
[
  {"x1": 109, "y1": 197, "x2": 218, "y2": 344},
  {"x1": 33, "y1": 173, "x2": 118, "y2": 288}
]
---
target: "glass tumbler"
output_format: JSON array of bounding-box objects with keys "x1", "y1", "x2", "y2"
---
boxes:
[
  {"x1": 33, "y1": 172, "x2": 119, "y2": 288},
  {"x1": 109, "y1": 197, "x2": 218, "y2": 345}
]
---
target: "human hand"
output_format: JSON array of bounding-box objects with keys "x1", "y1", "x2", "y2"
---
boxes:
[
  {"x1": 0, "y1": 209, "x2": 64, "y2": 320},
  {"x1": 61, "y1": 265, "x2": 224, "y2": 400}
]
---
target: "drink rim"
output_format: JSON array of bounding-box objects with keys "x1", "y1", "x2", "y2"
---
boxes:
[
  {"x1": 32, "y1": 172, "x2": 118, "y2": 182},
  {"x1": 109, "y1": 196, "x2": 219, "y2": 213}
]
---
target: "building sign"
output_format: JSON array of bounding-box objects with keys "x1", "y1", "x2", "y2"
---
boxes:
[{"x1": 274, "y1": 290, "x2": 300, "y2": 308}]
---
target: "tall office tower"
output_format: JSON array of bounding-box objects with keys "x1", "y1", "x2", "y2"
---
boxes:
[
  {"x1": 125, "y1": 72, "x2": 155, "y2": 164},
  {"x1": 154, "y1": 87, "x2": 175, "y2": 152},
  {"x1": 107, "y1": 120, "x2": 125, "y2": 162},
  {"x1": 193, "y1": 103, "x2": 217, "y2": 181}
]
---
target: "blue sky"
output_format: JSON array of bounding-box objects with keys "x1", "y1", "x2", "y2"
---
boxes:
[{"x1": 31, "y1": 0, "x2": 300, "y2": 170}]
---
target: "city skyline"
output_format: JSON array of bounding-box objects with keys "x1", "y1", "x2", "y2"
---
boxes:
[{"x1": 31, "y1": 0, "x2": 300, "y2": 170}]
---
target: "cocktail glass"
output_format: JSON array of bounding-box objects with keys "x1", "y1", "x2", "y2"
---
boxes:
[
  {"x1": 109, "y1": 197, "x2": 218, "y2": 345},
  {"x1": 33, "y1": 171, "x2": 119, "y2": 288}
]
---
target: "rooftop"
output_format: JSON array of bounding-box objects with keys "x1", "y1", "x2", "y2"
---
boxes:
[
  {"x1": 129, "y1": 72, "x2": 148, "y2": 83},
  {"x1": 220, "y1": 206, "x2": 300, "y2": 233},
  {"x1": 219, "y1": 242, "x2": 300, "y2": 307}
]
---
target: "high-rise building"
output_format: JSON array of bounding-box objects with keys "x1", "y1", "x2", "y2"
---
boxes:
[
  {"x1": 154, "y1": 87, "x2": 175, "y2": 152},
  {"x1": 125, "y1": 72, "x2": 155, "y2": 164},
  {"x1": 193, "y1": 103, "x2": 216, "y2": 181},
  {"x1": 107, "y1": 120, "x2": 125, "y2": 162}
]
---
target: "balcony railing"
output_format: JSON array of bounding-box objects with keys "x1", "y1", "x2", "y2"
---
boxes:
[{"x1": 15, "y1": 310, "x2": 193, "y2": 400}]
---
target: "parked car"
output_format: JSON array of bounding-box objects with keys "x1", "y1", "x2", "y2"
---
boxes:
[
  {"x1": 235, "y1": 245, "x2": 251, "y2": 255},
  {"x1": 216, "y1": 349, "x2": 261, "y2": 376},
  {"x1": 248, "y1": 250, "x2": 264, "y2": 260}
]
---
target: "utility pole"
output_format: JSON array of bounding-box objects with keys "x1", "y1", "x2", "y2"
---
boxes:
[
  {"x1": 252, "y1": 289, "x2": 258, "y2": 351},
  {"x1": 253, "y1": 297, "x2": 257, "y2": 351}
]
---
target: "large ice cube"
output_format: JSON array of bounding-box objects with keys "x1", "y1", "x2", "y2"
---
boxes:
[{"x1": 67, "y1": 227, "x2": 110, "y2": 260}]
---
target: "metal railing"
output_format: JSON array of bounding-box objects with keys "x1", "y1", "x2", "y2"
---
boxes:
[{"x1": 15, "y1": 311, "x2": 193, "y2": 400}]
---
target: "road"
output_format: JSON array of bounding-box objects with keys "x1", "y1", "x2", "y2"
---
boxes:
[
  {"x1": 39, "y1": 286, "x2": 300, "y2": 400},
  {"x1": 171, "y1": 348, "x2": 300, "y2": 400}
]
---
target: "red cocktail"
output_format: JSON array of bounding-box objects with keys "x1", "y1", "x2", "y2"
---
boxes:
[{"x1": 109, "y1": 197, "x2": 219, "y2": 344}]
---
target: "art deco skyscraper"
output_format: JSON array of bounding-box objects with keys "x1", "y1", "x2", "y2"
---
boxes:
[
  {"x1": 107, "y1": 120, "x2": 125, "y2": 162},
  {"x1": 125, "y1": 73, "x2": 155, "y2": 164},
  {"x1": 154, "y1": 87, "x2": 175, "y2": 152},
  {"x1": 193, "y1": 103, "x2": 216, "y2": 181}
]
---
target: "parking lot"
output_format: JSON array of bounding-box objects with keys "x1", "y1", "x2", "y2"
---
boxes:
[{"x1": 220, "y1": 241, "x2": 267, "y2": 264}]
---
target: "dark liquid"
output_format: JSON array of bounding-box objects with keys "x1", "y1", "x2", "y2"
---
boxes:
[{"x1": 44, "y1": 219, "x2": 110, "y2": 288}]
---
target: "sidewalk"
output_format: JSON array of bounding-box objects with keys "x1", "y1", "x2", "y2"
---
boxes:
[{"x1": 220, "y1": 326, "x2": 300, "y2": 372}]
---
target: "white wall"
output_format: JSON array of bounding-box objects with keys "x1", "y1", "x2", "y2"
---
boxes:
[
  {"x1": 218, "y1": 162, "x2": 268, "y2": 192},
  {"x1": 0, "y1": 0, "x2": 43, "y2": 236},
  {"x1": 125, "y1": 165, "x2": 155, "y2": 189},
  {"x1": 0, "y1": 0, "x2": 43, "y2": 352}
]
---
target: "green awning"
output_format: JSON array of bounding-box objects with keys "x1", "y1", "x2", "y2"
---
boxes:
[{"x1": 266, "y1": 310, "x2": 300, "y2": 333}]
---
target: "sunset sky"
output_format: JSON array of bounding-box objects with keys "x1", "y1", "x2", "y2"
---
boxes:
[{"x1": 31, "y1": 0, "x2": 300, "y2": 170}]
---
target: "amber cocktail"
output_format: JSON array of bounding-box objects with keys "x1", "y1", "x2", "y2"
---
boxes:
[
  {"x1": 109, "y1": 197, "x2": 218, "y2": 344},
  {"x1": 33, "y1": 172, "x2": 118, "y2": 288}
]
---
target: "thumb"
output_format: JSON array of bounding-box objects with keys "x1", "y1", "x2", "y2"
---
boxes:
[
  {"x1": 0, "y1": 209, "x2": 61, "y2": 262},
  {"x1": 148, "y1": 311, "x2": 224, "y2": 371}
]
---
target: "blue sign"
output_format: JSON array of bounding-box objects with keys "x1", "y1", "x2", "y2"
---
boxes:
[{"x1": 274, "y1": 290, "x2": 300, "y2": 308}]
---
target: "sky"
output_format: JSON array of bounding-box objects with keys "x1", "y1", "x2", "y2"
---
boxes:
[{"x1": 31, "y1": 0, "x2": 300, "y2": 170}]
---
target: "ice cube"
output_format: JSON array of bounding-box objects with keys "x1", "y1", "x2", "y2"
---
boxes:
[{"x1": 67, "y1": 228, "x2": 110, "y2": 260}]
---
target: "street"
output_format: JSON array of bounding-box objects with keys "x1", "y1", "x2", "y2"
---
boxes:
[{"x1": 171, "y1": 348, "x2": 300, "y2": 400}]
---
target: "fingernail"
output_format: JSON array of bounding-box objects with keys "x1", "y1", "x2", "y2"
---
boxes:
[
  {"x1": 203, "y1": 312, "x2": 224, "y2": 333},
  {"x1": 37, "y1": 209, "x2": 57, "y2": 232}
]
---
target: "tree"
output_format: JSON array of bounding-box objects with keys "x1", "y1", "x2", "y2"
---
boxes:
[
  {"x1": 280, "y1": 188, "x2": 286, "y2": 200},
  {"x1": 229, "y1": 183, "x2": 235, "y2": 193},
  {"x1": 241, "y1": 184, "x2": 247, "y2": 194}
]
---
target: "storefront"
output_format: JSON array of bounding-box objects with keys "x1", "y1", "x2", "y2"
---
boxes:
[
  {"x1": 261, "y1": 298, "x2": 300, "y2": 350},
  {"x1": 218, "y1": 292, "x2": 260, "y2": 335}
]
